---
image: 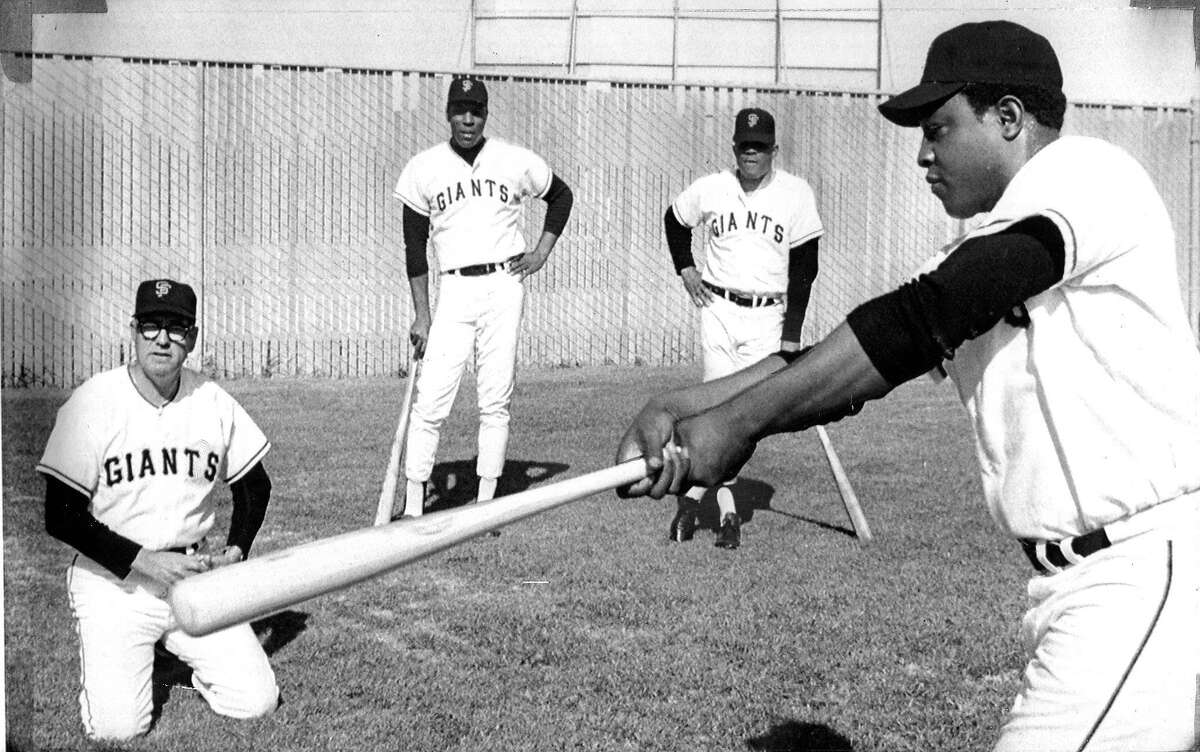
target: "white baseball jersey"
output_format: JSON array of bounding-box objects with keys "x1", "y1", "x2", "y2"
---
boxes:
[
  {"x1": 673, "y1": 168, "x2": 823, "y2": 294},
  {"x1": 930, "y1": 136, "x2": 1200, "y2": 540},
  {"x1": 37, "y1": 365, "x2": 271, "y2": 551},
  {"x1": 393, "y1": 137, "x2": 553, "y2": 271}
]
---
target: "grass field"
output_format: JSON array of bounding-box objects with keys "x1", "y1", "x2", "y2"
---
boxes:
[{"x1": 4, "y1": 364, "x2": 1033, "y2": 752}]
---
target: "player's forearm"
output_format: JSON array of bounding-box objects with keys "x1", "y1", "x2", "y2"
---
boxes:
[
  {"x1": 718, "y1": 322, "x2": 891, "y2": 442},
  {"x1": 652, "y1": 353, "x2": 792, "y2": 421},
  {"x1": 227, "y1": 462, "x2": 271, "y2": 556},
  {"x1": 43, "y1": 476, "x2": 142, "y2": 578},
  {"x1": 781, "y1": 280, "x2": 813, "y2": 344},
  {"x1": 532, "y1": 231, "x2": 560, "y2": 258},
  {"x1": 408, "y1": 274, "x2": 431, "y2": 320}
]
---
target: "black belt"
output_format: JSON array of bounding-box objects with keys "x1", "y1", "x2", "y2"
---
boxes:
[
  {"x1": 444, "y1": 255, "x2": 522, "y2": 276},
  {"x1": 702, "y1": 281, "x2": 781, "y2": 308},
  {"x1": 1020, "y1": 527, "x2": 1112, "y2": 575}
]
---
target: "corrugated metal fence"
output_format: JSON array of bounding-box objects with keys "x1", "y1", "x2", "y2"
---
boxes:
[{"x1": 2, "y1": 56, "x2": 1197, "y2": 386}]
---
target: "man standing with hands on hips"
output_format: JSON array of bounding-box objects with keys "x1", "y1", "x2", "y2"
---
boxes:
[
  {"x1": 619, "y1": 21, "x2": 1199, "y2": 751},
  {"x1": 395, "y1": 76, "x2": 574, "y2": 516},
  {"x1": 663, "y1": 107, "x2": 823, "y2": 549},
  {"x1": 38, "y1": 279, "x2": 279, "y2": 742}
]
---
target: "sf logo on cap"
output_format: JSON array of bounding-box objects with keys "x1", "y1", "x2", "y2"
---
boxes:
[
  {"x1": 461, "y1": 80, "x2": 473, "y2": 92},
  {"x1": 155, "y1": 281, "x2": 172, "y2": 298},
  {"x1": 748, "y1": 113, "x2": 759, "y2": 127}
]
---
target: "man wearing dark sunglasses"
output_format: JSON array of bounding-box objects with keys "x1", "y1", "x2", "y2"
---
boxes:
[
  {"x1": 662, "y1": 107, "x2": 825, "y2": 550},
  {"x1": 37, "y1": 279, "x2": 279, "y2": 741}
]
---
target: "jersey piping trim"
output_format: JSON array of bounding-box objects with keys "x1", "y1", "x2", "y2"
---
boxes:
[
  {"x1": 670, "y1": 203, "x2": 694, "y2": 229},
  {"x1": 397, "y1": 196, "x2": 431, "y2": 217},
  {"x1": 1040, "y1": 208, "x2": 1077, "y2": 278},
  {"x1": 35, "y1": 464, "x2": 92, "y2": 498},
  {"x1": 126, "y1": 364, "x2": 182, "y2": 410},
  {"x1": 790, "y1": 228, "x2": 825, "y2": 247},
  {"x1": 66, "y1": 556, "x2": 101, "y2": 738},
  {"x1": 535, "y1": 171, "x2": 554, "y2": 200},
  {"x1": 226, "y1": 442, "x2": 271, "y2": 484},
  {"x1": 1073, "y1": 540, "x2": 1173, "y2": 751}
]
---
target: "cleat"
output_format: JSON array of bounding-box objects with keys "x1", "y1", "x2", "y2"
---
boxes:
[
  {"x1": 714, "y1": 512, "x2": 741, "y2": 549},
  {"x1": 668, "y1": 507, "x2": 697, "y2": 542}
]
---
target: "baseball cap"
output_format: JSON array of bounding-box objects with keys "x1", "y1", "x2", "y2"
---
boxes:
[
  {"x1": 447, "y1": 76, "x2": 488, "y2": 109},
  {"x1": 732, "y1": 108, "x2": 775, "y2": 146},
  {"x1": 134, "y1": 279, "x2": 196, "y2": 322},
  {"x1": 878, "y1": 20, "x2": 1063, "y2": 127}
]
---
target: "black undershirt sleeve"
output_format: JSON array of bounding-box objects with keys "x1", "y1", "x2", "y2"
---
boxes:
[
  {"x1": 44, "y1": 475, "x2": 142, "y2": 579},
  {"x1": 781, "y1": 238, "x2": 819, "y2": 342},
  {"x1": 227, "y1": 462, "x2": 272, "y2": 556},
  {"x1": 846, "y1": 215, "x2": 1066, "y2": 387},
  {"x1": 663, "y1": 206, "x2": 695, "y2": 274},
  {"x1": 403, "y1": 205, "x2": 431, "y2": 278},
  {"x1": 540, "y1": 174, "x2": 573, "y2": 236}
]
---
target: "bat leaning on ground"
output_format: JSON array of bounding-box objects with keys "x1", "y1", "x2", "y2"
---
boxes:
[
  {"x1": 170, "y1": 458, "x2": 651, "y2": 637},
  {"x1": 815, "y1": 425, "x2": 873, "y2": 543},
  {"x1": 373, "y1": 357, "x2": 421, "y2": 526}
]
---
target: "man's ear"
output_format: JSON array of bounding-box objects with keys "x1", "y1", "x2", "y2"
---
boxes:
[{"x1": 995, "y1": 95, "x2": 1026, "y2": 141}]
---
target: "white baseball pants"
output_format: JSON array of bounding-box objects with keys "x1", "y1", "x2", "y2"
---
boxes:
[
  {"x1": 67, "y1": 555, "x2": 278, "y2": 741},
  {"x1": 688, "y1": 296, "x2": 784, "y2": 508},
  {"x1": 405, "y1": 271, "x2": 525, "y2": 483},
  {"x1": 700, "y1": 295, "x2": 785, "y2": 381},
  {"x1": 994, "y1": 493, "x2": 1199, "y2": 752}
]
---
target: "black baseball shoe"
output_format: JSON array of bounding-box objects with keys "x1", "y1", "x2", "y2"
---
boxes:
[
  {"x1": 668, "y1": 506, "x2": 697, "y2": 542},
  {"x1": 714, "y1": 512, "x2": 741, "y2": 550}
]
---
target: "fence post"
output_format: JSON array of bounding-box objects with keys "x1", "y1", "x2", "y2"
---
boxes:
[
  {"x1": 195, "y1": 62, "x2": 208, "y2": 368},
  {"x1": 1192, "y1": 93, "x2": 1200, "y2": 338}
]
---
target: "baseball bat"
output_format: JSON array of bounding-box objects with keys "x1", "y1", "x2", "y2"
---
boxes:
[
  {"x1": 373, "y1": 358, "x2": 421, "y2": 526},
  {"x1": 169, "y1": 458, "x2": 650, "y2": 637},
  {"x1": 815, "y1": 425, "x2": 873, "y2": 543}
]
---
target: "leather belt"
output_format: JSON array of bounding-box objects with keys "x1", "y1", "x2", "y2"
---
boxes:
[
  {"x1": 702, "y1": 280, "x2": 782, "y2": 308},
  {"x1": 444, "y1": 254, "x2": 522, "y2": 276},
  {"x1": 1020, "y1": 527, "x2": 1111, "y2": 575},
  {"x1": 1018, "y1": 495, "x2": 1197, "y2": 576}
]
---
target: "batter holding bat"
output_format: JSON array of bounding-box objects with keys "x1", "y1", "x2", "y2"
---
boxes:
[
  {"x1": 395, "y1": 75, "x2": 574, "y2": 516},
  {"x1": 619, "y1": 21, "x2": 1199, "y2": 751},
  {"x1": 37, "y1": 280, "x2": 279, "y2": 742},
  {"x1": 664, "y1": 106, "x2": 823, "y2": 549}
]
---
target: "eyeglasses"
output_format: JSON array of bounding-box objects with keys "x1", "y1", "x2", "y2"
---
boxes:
[{"x1": 136, "y1": 320, "x2": 192, "y2": 344}]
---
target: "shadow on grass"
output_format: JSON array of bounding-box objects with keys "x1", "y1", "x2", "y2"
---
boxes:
[
  {"x1": 150, "y1": 610, "x2": 309, "y2": 720},
  {"x1": 253, "y1": 609, "x2": 310, "y2": 655},
  {"x1": 423, "y1": 457, "x2": 570, "y2": 513},
  {"x1": 766, "y1": 508, "x2": 857, "y2": 539},
  {"x1": 683, "y1": 476, "x2": 778, "y2": 533},
  {"x1": 746, "y1": 474, "x2": 857, "y2": 539},
  {"x1": 746, "y1": 720, "x2": 854, "y2": 751},
  {"x1": 686, "y1": 477, "x2": 857, "y2": 540}
]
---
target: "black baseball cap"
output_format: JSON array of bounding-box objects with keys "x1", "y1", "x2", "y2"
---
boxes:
[
  {"x1": 447, "y1": 76, "x2": 488, "y2": 109},
  {"x1": 733, "y1": 108, "x2": 775, "y2": 146},
  {"x1": 134, "y1": 279, "x2": 196, "y2": 322},
  {"x1": 878, "y1": 20, "x2": 1063, "y2": 127}
]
